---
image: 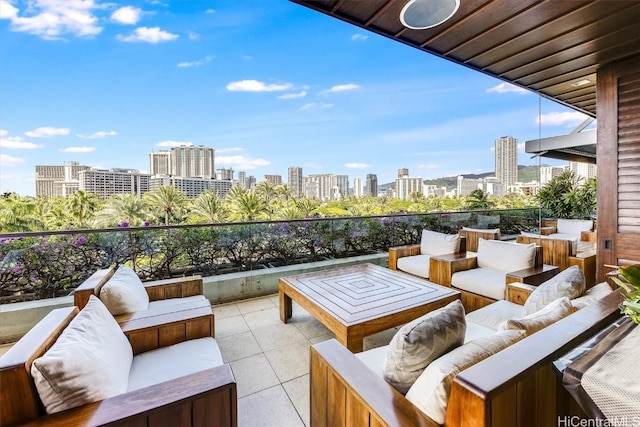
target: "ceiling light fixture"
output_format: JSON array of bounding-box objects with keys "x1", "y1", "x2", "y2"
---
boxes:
[
  {"x1": 571, "y1": 79, "x2": 592, "y2": 87},
  {"x1": 400, "y1": 0, "x2": 460, "y2": 30}
]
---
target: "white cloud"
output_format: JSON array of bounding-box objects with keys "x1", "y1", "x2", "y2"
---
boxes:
[
  {"x1": 278, "y1": 91, "x2": 306, "y2": 100},
  {"x1": 216, "y1": 155, "x2": 270, "y2": 170},
  {"x1": 486, "y1": 83, "x2": 529, "y2": 95},
  {"x1": 0, "y1": 0, "x2": 102, "y2": 40},
  {"x1": 59, "y1": 146, "x2": 95, "y2": 153},
  {"x1": 187, "y1": 31, "x2": 199, "y2": 40},
  {"x1": 77, "y1": 130, "x2": 117, "y2": 139},
  {"x1": 111, "y1": 6, "x2": 142, "y2": 25},
  {"x1": 25, "y1": 126, "x2": 70, "y2": 138},
  {"x1": 418, "y1": 163, "x2": 440, "y2": 170},
  {"x1": 351, "y1": 34, "x2": 368, "y2": 42},
  {"x1": 300, "y1": 103, "x2": 334, "y2": 111},
  {"x1": 206, "y1": 9, "x2": 216, "y2": 14},
  {"x1": 0, "y1": 134, "x2": 43, "y2": 149},
  {"x1": 156, "y1": 140, "x2": 193, "y2": 148},
  {"x1": 345, "y1": 163, "x2": 371, "y2": 169},
  {"x1": 117, "y1": 27, "x2": 178, "y2": 43},
  {"x1": 226, "y1": 80, "x2": 293, "y2": 92},
  {"x1": 324, "y1": 83, "x2": 360, "y2": 93},
  {"x1": 537, "y1": 111, "x2": 589, "y2": 127},
  {"x1": 177, "y1": 55, "x2": 214, "y2": 68},
  {"x1": 216, "y1": 147, "x2": 243, "y2": 153},
  {"x1": 0, "y1": 154, "x2": 25, "y2": 166}
]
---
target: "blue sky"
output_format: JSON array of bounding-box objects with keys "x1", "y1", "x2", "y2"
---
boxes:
[{"x1": 0, "y1": 0, "x2": 590, "y2": 197}]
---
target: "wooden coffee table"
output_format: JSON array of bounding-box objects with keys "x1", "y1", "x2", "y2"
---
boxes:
[{"x1": 279, "y1": 263, "x2": 460, "y2": 352}]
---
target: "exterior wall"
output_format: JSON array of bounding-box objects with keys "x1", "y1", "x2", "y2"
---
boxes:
[
  {"x1": 288, "y1": 166, "x2": 303, "y2": 198},
  {"x1": 495, "y1": 135, "x2": 518, "y2": 186}
]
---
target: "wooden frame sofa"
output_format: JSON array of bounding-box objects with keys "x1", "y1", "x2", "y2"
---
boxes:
[
  {"x1": 0, "y1": 298, "x2": 236, "y2": 427},
  {"x1": 310, "y1": 283, "x2": 622, "y2": 427},
  {"x1": 458, "y1": 227, "x2": 501, "y2": 252}
]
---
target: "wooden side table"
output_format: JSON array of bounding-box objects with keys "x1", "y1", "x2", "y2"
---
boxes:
[{"x1": 506, "y1": 264, "x2": 560, "y2": 286}]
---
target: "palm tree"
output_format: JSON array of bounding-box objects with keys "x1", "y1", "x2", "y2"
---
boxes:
[
  {"x1": 465, "y1": 189, "x2": 494, "y2": 210},
  {"x1": 190, "y1": 190, "x2": 228, "y2": 223},
  {"x1": 0, "y1": 194, "x2": 44, "y2": 232},
  {"x1": 66, "y1": 190, "x2": 99, "y2": 227},
  {"x1": 93, "y1": 194, "x2": 150, "y2": 227},
  {"x1": 228, "y1": 190, "x2": 268, "y2": 221},
  {"x1": 275, "y1": 184, "x2": 294, "y2": 208},
  {"x1": 145, "y1": 186, "x2": 188, "y2": 226}
]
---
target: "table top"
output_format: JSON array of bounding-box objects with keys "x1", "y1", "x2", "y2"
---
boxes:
[{"x1": 279, "y1": 263, "x2": 459, "y2": 325}]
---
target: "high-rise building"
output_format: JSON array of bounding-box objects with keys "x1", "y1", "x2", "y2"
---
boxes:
[
  {"x1": 35, "y1": 161, "x2": 91, "y2": 197},
  {"x1": 307, "y1": 174, "x2": 337, "y2": 200},
  {"x1": 288, "y1": 167, "x2": 303, "y2": 198},
  {"x1": 398, "y1": 167, "x2": 409, "y2": 178},
  {"x1": 217, "y1": 168, "x2": 234, "y2": 181},
  {"x1": 79, "y1": 168, "x2": 150, "y2": 199},
  {"x1": 540, "y1": 166, "x2": 564, "y2": 185},
  {"x1": 495, "y1": 136, "x2": 518, "y2": 186},
  {"x1": 149, "y1": 151, "x2": 171, "y2": 176},
  {"x1": 395, "y1": 176, "x2": 423, "y2": 200},
  {"x1": 149, "y1": 176, "x2": 232, "y2": 198},
  {"x1": 170, "y1": 145, "x2": 215, "y2": 178},
  {"x1": 335, "y1": 175, "x2": 349, "y2": 198},
  {"x1": 265, "y1": 174, "x2": 282, "y2": 186},
  {"x1": 567, "y1": 161, "x2": 597, "y2": 181},
  {"x1": 366, "y1": 174, "x2": 378, "y2": 197},
  {"x1": 353, "y1": 177, "x2": 364, "y2": 197},
  {"x1": 237, "y1": 171, "x2": 247, "y2": 189}
]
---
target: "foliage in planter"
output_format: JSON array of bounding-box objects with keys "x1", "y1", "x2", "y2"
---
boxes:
[{"x1": 537, "y1": 171, "x2": 597, "y2": 219}]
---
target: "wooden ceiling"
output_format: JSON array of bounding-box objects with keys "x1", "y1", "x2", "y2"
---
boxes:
[{"x1": 290, "y1": 0, "x2": 640, "y2": 118}]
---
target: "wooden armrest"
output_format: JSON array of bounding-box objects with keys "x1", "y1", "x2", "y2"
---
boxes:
[
  {"x1": 580, "y1": 230, "x2": 597, "y2": 243},
  {"x1": 569, "y1": 252, "x2": 597, "y2": 288},
  {"x1": 310, "y1": 339, "x2": 436, "y2": 427},
  {"x1": 506, "y1": 282, "x2": 537, "y2": 305},
  {"x1": 429, "y1": 253, "x2": 477, "y2": 286},
  {"x1": 119, "y1": 305, "x2": 215, "y2": 355},
  {"x1": 388, "y1": 244, "x2": 421, "y2": 270},
  {"x1": 539, "y1": 226, "x2": 556, "y2": 236},
  {"x1": 506, "y1": 264, "x2": 560, "y2": 286},
  {"x1": 144, "y1": 275, "x2": 204, "y2": 301},
  {"x1": 73, "y1": 268, "x2": 114, "y2": 309},
  {"x1": 20, "y1": 365, "x2": 237, "y2": 427}
]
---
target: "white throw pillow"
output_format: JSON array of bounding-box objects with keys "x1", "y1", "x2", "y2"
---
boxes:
[
  {"x1": 523, "y1": 266, "x2": 585, "y2": 315},
  {"x1": 571, "y1": 282, "x2": 614, "y2": 309},
  {"x1": 31, "y1": 295, "x2": 133, "y2": 414},
  {"x1": 406, "y1": 329, "x2": 526, "y2": 424},
  {"x1": 477, "y1": 239, "x2": 536, "y2": 272},
  {"x1": 100, "y1": 265, "x2": 149, "y2": 315},
  {"x1": 383, "y1": 299, "x2": 466, "y2": 394},
  {"x1": 499, "y1": 297, "x2": 575, "y2": 335},
  {"x1": 420, "y1": 229, "x2": 461, "y2": 256},
  {"x1": 556, "y1": 219, "x2": 593, "y2": 236}
]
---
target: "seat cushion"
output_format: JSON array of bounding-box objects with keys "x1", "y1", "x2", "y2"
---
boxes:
[
  {"x1": 451, "y1": 268, "x2": 507, "y2": 301},
  {"x1": 405, "y1": 329, "x2": 526, "y2": 424},
  {"x1": 31, "y1": 296, "x2": 133, "y2": 414},
  {"x1": 500, "y1": 297, "x2": 576, "y2": 335},
  {"x1": 477, "y1": 239, "x2": 537, "y2": 272},
  {"x1": 465, "y1": 300, "x2": 524, "y2": 330},
  {"x1": 523, "y1": 266, "x2": 585, "y2": 315},
  {"x1": 100, "y1": 265, "x2": 150, "y2": 315},
  {"x1": 396, "y1": 254, "x2": 432, "y2": 278},
  {"x1": 355, "y1": 346, "x2": 388, "y2": 379},
  {"x1": 420, "y1": 229, "x2": 461, "y2": 256},
  {"x1": 127, "y1": 337, "x2": 223, "y2": 392},
  {"x1": 463, "y1": 321, "x2": 497, "y2": 343},
  {"x1": 383, "y1": 299, "x2": 466, "y2": 394}
]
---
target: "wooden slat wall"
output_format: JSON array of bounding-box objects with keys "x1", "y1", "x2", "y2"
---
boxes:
[{"x1": 597, "y1": 55, "x2": 640, "y2": 281}]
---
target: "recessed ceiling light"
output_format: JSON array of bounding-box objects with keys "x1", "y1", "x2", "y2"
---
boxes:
[
  {"x1": 400, "y1": 0, "x2": 460, "y2": 30},
  {"x1": 571, "y1": 79, "x2": 592, "y2": 87}
]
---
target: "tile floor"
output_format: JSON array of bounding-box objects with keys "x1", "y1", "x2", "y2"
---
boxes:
[
  {"x1": 213, "y1": 293, "x2": 399, "y2": 427},
  {"x1": 0, "y1": 294, "x2": 399, "y2": 427}
]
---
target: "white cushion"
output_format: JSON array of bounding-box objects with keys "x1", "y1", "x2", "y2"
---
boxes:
[
  {"x1": 556, "y1": 219, "x2": 593, "y2": 236},
  {"x1": 463, "y1": 321, "x2": 497, "y2": 343},
  {"x1": 451, "y1": 268, "x2": 507, "y2": 300},
  {"x1": 100, "y1": 265, "x2": 150, "y2": 315},
  {"x1": 355, "y1": 346, "x2": 388, "y2": 379},
  {"x1": 383, "y1": 300, "x2": 466, "y2": 394},
  {"x1": 147, "y1": 295, "x2": 208, "y2": 311},
  {"x1": 31, "y1": 296, "x2": 133, "y2": 414},
  {"x1": 572, "y1": 282, "x2": 614, "y2": 309},
  {"x1": 462, "y1": 227, "x2": 500, "y2": 234},
  {"x1": 397, "y1": 254, "x2": 432, "y2": 278},
  {"x1": 127, "y1": 337, "x2": 223, "y2": 391},
  {"x1": 406, "y1": 330, "x2": 526, "y2": 424},
  {"x1": 523, "y1": 266, "x2": 585, "y2": 315},
  {"x1": 476, "y1": 239, "x2": 537, "y2": 272},
  {"x1": 420, "y1": 230, "x2": 461, "y2": 256},
  {"x1": 465, "y1": 300, "x2": 524, "y2": 330},
  {"x1": 499, "y1": 297, "x2": 576, "y2": 335}
]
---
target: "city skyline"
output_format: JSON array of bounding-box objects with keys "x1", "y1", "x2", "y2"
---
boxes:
[{"x1": 1, "y1": 0, "x2": 593, "y2": 197}]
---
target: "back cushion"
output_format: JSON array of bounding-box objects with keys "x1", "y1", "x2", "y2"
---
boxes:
[
  {"x1": 31, "y1": 295, "x2": 133, "y2": 414},
  {"x1": 100, "y1": 265, "x2": 149, "y2": 315},
  {"x1": 499, "y1": 297, "x2": 576, "y2": 335},
  {"x1": 477, "y1": 239, "x2": 536, "y2": 272},
  {"x1": 420, "y1": 229, "x2": 461, "y2": 256},
  {"x1": 405, "y1": 329, "x2": 526, "y2": 424},
  {"x1": 557, "y1": 219, "x2": 593, "y2": 235}
]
